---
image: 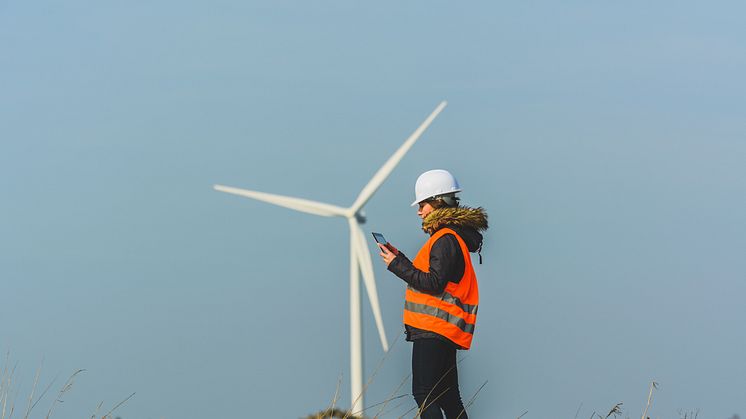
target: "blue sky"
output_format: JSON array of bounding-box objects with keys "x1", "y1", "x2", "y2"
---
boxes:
[{"x1": 2, "y1": 1, "x2": 745, "y2": 418}]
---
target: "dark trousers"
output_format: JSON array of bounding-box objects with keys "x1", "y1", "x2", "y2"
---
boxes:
[{"x1": 412, "y1": 339, "x2": 468, "y2": 419}]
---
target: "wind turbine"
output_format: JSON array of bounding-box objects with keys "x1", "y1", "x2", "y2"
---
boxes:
[{"x1": 213, "y1": 101, "x2": 447, "y2": 414}]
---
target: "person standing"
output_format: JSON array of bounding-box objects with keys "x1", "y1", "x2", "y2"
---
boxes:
[{"x1": 377, "y1": 169, "x2": 488, "y2": 419}]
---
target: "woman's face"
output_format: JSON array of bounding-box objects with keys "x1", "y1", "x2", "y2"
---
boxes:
[{"x1": 417, "y1": 201, "x2": 435, "y2": 219}]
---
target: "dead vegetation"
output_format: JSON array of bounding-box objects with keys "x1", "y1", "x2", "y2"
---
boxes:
[{"x1": 0, "y1": 353, "x2": 133, "y2": 419}]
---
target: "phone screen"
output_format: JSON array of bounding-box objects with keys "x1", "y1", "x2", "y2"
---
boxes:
[{"x1": 372, "y1": 232, "x2": 387, "y2": 245}]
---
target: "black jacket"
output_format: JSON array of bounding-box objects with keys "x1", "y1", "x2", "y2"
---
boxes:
[{"x1": 387, "y1": 206, "x2": 488, "y2": 345}]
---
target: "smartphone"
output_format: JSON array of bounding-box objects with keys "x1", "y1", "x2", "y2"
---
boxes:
[
  {"x1": 371, "y1": 232, "x2": 388, "y2": 247},
  {"x1": 372, "y1": 232, "x2": 396, "y2": 254}
]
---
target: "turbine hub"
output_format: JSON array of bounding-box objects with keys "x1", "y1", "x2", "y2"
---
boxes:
[{"x1": 354, "y1": 210, "x2": 366, "y2": 224}]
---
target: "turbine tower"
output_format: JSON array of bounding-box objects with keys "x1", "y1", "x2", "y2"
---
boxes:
[{"x1": 214, "y1": 101, "x2": 447, "y2": 414}]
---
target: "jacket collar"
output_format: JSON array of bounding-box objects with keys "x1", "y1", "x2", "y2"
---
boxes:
[{"x1": 421, "y1": 206, "x2": 488, "y2": 235}]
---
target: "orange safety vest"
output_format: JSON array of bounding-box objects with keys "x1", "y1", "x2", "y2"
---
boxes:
[{"x1": 403, "y1": 228, "x2": 479, "y2": 349}]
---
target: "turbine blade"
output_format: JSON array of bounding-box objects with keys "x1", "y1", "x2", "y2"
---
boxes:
[
  {"x1": 214, "y1": 184, "x2": 347, "y2": 217},
  {"x1": 350, "y1": 101, "x2": 447, "y2": 213},
  {"x1": 351, "y1": 220, "x2": 389, "y2": 352}
]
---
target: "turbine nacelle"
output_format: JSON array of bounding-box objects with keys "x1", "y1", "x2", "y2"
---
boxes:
[{"x1": 354, "y1": 210, "x2": 367, "y2": 224}]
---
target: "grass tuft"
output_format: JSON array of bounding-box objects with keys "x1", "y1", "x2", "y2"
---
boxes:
[{"x1": 1, "y1": 354, "x2": 132, "y2": 419}]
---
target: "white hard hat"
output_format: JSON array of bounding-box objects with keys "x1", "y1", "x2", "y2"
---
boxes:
[{"x1": 411, "y1": 169, "x2": 462, "y2": 206}]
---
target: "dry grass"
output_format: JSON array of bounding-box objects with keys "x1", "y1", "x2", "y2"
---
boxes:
[
  {"x1": 641, "y1": 381, "x2": 659, "y2": 419},
  {"x1": 677, "y1": 409, "x2": 700, "y2": 419},
  {"x1": 305, "y1": 342, "x2": 490, "y2": 419},
  {"x1": 0, "y1": 354, "x2": 133, "y2": 419},
  {"x1": 3, "y1": 353, "x2": 726, "y2": 418},
  {"x1": 307, "y1": 376, "x2": 734, "y2": 419}
]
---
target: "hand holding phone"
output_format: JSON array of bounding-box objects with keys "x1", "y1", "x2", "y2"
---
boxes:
[{"x1": 372, "y1": 232, "x2": 399, "y2": 255}]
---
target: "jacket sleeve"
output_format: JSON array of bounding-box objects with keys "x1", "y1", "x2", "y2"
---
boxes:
[{"x1": 387, "y1": 234, "x2": 464, "y2": 294}]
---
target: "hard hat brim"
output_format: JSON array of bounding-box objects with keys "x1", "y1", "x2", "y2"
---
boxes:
[{"x1": 411, "y1": 189, "x2": 462, "y2": 206}]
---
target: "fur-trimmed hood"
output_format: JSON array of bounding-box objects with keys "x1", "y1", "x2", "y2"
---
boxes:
[{"x1": 422, "y1": 206, "x2": 488, "y2": 253}]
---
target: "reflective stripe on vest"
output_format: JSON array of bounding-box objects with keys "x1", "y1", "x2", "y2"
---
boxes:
[
  {"x1": 404, "y1": 301, "x2": 476, "y2": 334},
  {"x1": 403, "y1": 228, "x2": 479, "y2": 349}
]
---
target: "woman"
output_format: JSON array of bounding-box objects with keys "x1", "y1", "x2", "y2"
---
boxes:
[{"x1": 378, "y1": 169, "x2": 488, "y2": 419}]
